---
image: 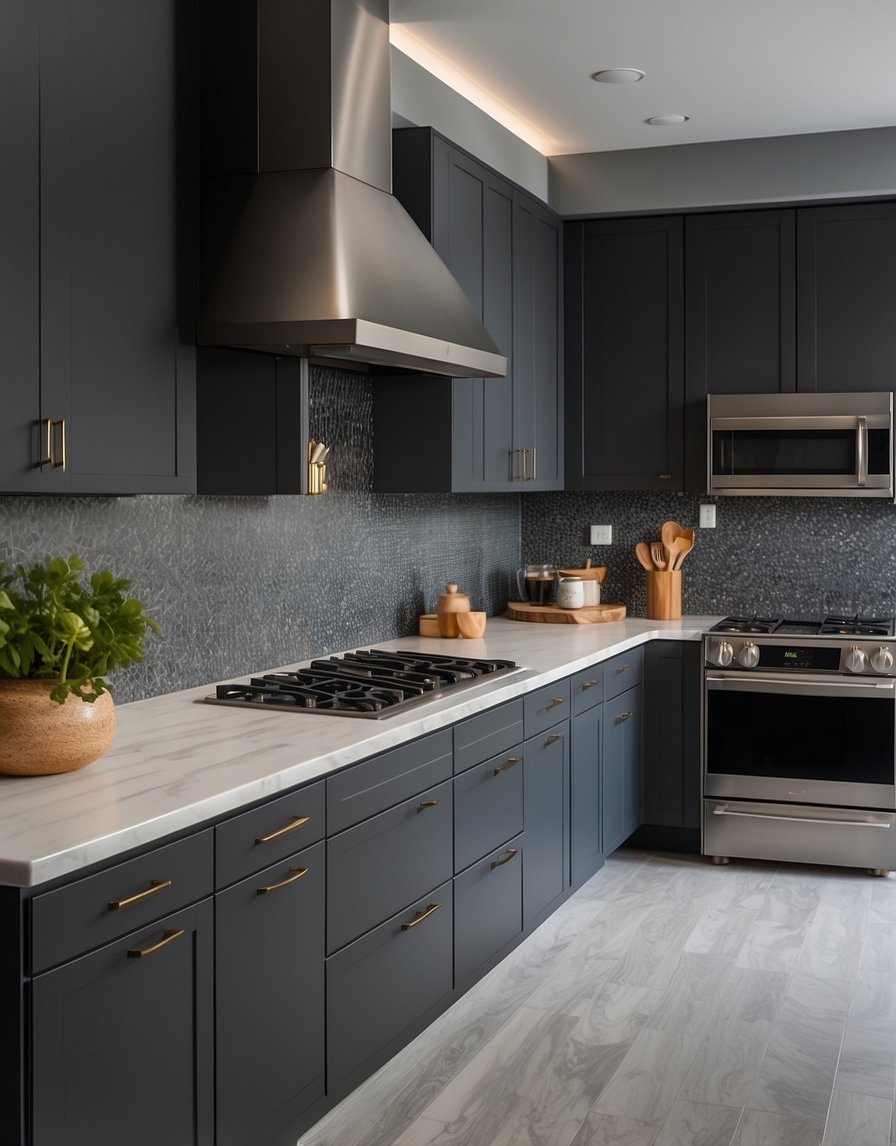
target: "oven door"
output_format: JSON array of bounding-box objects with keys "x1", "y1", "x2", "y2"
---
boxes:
[{"x1": 704, "y1": 672, "x2": 896, "y2": 809}]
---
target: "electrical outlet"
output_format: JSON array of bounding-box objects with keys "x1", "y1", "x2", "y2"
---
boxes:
[
  {"x1": 589, "y1": 524, "x2": 613, "y2": 545},
  {"x1": 699, "y1": 504, "x2": 717, "y2": 528}
]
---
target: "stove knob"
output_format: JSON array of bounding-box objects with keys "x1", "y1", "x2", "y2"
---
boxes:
[
  {"x1": 738, "y1": 641, "x2": 760, "y2": 669},
  {"x1": 844, "y1": 646, "x2": 867, "y2": 673},
  {"x1": 708, "y1": 639, "x2": 734, "y2": 667},
  {"x1": 871, "y1": 646, "x2": 894, "y2": 673}
]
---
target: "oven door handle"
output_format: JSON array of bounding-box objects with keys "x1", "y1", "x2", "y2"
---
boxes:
[
  {"x1": 705, "y1": 672, "x2": 896, "y2": 700},
  {"x1": 712, "y1": 805, "x2": 891, "y2": 829}
]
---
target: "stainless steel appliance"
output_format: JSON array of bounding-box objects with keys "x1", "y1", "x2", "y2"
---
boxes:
[
  {"x1": 702, "y1": 615, "x2": 896, "y2": 874},
  {"x1": 205, "y1": 650, "x2": 520, "y2": 719},
  {"x1": 707, "y1": 392, "x2": 895, "y2": 498}
]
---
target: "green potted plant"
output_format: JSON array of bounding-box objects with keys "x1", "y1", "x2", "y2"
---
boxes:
[{"x1": 0, "y1": 555, "x2": 159, "y2": 776}]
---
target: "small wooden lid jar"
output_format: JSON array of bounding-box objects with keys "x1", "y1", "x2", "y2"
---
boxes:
[{"x1": 436, "y1": 582, "x2": 470, "y2": 637}]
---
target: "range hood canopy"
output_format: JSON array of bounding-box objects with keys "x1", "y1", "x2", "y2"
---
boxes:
[{"x1": 197, "y1": 0, "x2": 507, "y2": 379}]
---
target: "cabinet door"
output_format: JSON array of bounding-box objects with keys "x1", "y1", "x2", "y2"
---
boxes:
[
  {"x1": 523, "y1": 721, "x2": 569, "y2": 927},
  {"x1": 454, "y1": 835, "x2": 523, "y2": 990},
  {"x1": 642, "y1": 642, "x2": 701, "y2": 830},
  {"x1": 571, "y1": 703, "x2": 603, "y2": 888},
  {"x1": 684, "y1": 210, "x2": 796, "y2": 491},
  {"x1": 602, "y1": 687, "x2": 642, "y2": 855},
  {"x1": 216, "y1": 842, "x2": 325, "y2": 1146},
  {"x1": 566, "y1": 216, "x2": 683, "y2": 490},
  {"x1": 32, "y1": 900, "x2": 214, "y2": 1146},
  {"x1": 797, "y1": 203, "x2": 896, "y2": 394}
]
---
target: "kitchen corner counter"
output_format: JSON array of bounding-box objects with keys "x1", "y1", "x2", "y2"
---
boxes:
[{"x1": 0, "y1": 615, "x2": 720, "y2": 887}]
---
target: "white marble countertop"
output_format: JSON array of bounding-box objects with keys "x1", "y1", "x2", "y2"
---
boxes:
[{"x1": 0, "y1": 615, "x2": 721, "y2": 888}]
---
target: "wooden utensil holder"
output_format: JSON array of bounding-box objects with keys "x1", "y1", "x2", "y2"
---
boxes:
[{"x1": 646, "y1": 570, "x2": 681, "y2": 620}]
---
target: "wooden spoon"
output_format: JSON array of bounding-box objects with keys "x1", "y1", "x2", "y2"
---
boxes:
[
  {"x1": 666, "y1": 536, "x2": 687, "y2": 570},
  {"x1": 672, "y1": 536, "x2": 694, "y2": 570},
  {"x1": 635, "y1": 541, "x2": 655, "y2": 571}
]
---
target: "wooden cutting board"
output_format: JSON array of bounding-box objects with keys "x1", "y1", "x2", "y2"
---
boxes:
[{"x1": 506, "y1": 601, "x2": 627, "y2": 625}]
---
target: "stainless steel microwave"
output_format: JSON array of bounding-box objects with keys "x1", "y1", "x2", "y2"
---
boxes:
[{"x1": 707, "y1": 392, "x2": 895, "y2": 498}]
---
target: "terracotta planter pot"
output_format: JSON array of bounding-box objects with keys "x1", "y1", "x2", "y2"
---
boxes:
[{"x1": 0, "y1": 680, "x2": 116, "y2": 776}]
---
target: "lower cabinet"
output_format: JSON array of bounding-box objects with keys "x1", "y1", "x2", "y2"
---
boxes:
[
  {"x1": 523, "y1": 716, "x2": 570, "y2": 928},
  {"x1": 642, "y1": 641, "x2": 702, "y2": 831},
  {"x1": 570, "y1": 665, "x2": 605, "y2": 889},
  {"x1": 602, "y1": 685, "x2": 643, "y2": 856},
  {"x1": 454, "y1": 836, "x2": 523, "y2": 988}
]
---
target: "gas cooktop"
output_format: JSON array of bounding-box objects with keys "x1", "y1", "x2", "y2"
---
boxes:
[
  {"x1": 708, "y1": 615, "x2": 896, "y2": 638},
  {"x1": 204, "y1": 649, "x2": 521, "y2": 718}
]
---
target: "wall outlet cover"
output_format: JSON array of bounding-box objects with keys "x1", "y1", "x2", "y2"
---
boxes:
[
  {"x1": 589, "y1": 524, "x2": 613, "y2": 545},
  {"x1": 699, "y1": 504, "x2": 717, "y2": 528}
]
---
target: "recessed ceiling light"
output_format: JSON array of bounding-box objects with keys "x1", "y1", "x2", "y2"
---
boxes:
[
  {"x1": 591, "y1": 68, "x2": 646, "y2": 84},
  {"x1": 646, "y1": 114, "x2": 690, "y2": 126}
]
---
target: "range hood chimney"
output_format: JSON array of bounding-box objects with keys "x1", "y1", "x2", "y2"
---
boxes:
[{"x1": 197, "y1": 0, "x2": 507, "y2": 379}]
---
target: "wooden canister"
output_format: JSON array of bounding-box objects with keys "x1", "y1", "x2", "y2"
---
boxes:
[
  {"x1": 436, "y1": 582, "x2": 470, "y2": 637},
  {"x1": 646, "y1": 570, "x2": 681, "y2": 620}
]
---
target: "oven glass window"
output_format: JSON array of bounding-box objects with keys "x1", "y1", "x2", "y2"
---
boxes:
[{"x1": 706, "y1": 689, "x2": 894, "y2": 786}]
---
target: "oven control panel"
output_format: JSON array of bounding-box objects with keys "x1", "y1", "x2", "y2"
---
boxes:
[{"x1": 705, "y1": 636, "x2": 896, "y2": 676}]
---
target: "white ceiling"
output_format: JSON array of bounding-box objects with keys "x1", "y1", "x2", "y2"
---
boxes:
[{"x1": 389, "y1": 0, "x2": 896, "y2": 156}]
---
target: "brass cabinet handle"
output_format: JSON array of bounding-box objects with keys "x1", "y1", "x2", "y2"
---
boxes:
[
  {"x1": 256, "y1": 866, "x2": 309, "y2": 896},
  {"x1": 658, "y1": 473, "x2": 672, "y2": 480},
  {"x1": 255, "y1": 814, "x2": 310, "y2": 845},
  {"x1": 127, "y1": 928, "x2": 184, "y2": 959},
  {"x1": 546, "y1": 732, "x2": 565, "y2": 744},
  {"x1": 493, "y1": 755, "x2": 521, "y2": 776},
  {"x1": 51, "y1": 419, "x2": 66, "y2": 470},
  {"x1": 615, "y1": 711, "x2": 634, "y2": 724},
  {"x1": 546, "y1": 697, "x2": 565, "y2": 710},
  {"x1": 33, "y1": 418, "x2": 52, "y2": 468},
  {"x1": 581, "y1": 679, "x2": 600, "y2": 691},
  {"x1": 401, "y1": 902, "x2": 443, "y2": 931},
  {"x1": 615, "y1": 664, "x2": 631, "y2": 675},
  {"x1": 108, "y1": 878, "x2": 172, "y2": 912},
  {"x1": 417, "y1": 799, "x2": 439, "y2": 812},
  {"x1": 490, "y1": 847, "x2": 519, "y2": 870},
  {"x1": 512, "y1": 447, "x2": 525, "y2": 480}
]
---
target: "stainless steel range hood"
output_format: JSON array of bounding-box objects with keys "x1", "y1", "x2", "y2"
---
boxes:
[{"x1": 197, "y1": 0, "x2": 507, "y2": 379}]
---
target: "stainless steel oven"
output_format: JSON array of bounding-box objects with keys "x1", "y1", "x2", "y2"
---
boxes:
[{"x1": 701, "y1": 617, "x2": 896, "y2": 874}]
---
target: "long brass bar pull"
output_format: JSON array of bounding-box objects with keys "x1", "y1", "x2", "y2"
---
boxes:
[
  {"x1": 33, "y1": 418, "x2": 52, "y2": 468},
  {"x1": 580, "y1": 679, "x2": 600, "y2": 691},
  {"x1": 493, "y1": 755, "x2": 521, "y2": 776},
  {"x1": 127, "y1": 928, "x2": 185, "y2": 959},
  {"x1": 401, "y1": 902, "x2": 443, "y2": 931},
  {"x1": 255, "y1": 814, "x2": 310, "y2": 845},
  {"x1": 545, "y1": 697, "x2": 565, "y2": 710},
  {"x1": 615, "y1": 711, "x2": 634, "y2": 724},
  {"x1": 546, "y1": 732, "x2": 565, "y2": 744},
  {"x1": 490, "y1": 847, "x2": 519, "y2": 870},
  {"x1": 417, "y1": 799, "x2": 439, "y2": 812},
  {"x1": 256, "y1": 867, "x2": 309, "y2": 896},
  {"x1": 51, "y1": 419, "x2": 66, "y2": 470},
  {"x1": 108, "y1": 878, "x2": 172, "y2": 912}
]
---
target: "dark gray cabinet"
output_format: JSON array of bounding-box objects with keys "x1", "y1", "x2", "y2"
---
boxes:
[
  {"x1": 600, "y1": 646, "x2": 644, "y2": 858},
  {"x1": 565, "y1": 215, "x2": 684, "y2": 491},
  {"x1": 570, "y1": 666, "x2": 604, "y2": 889},
  {"x1": 0, "y1": 0, "x2": 196, "y2": 495},
  {"x1": 455, "y1": 836, "x2": 523, "y2": 989},
  {"x1": 373, "y1": 128, "x2": 563, "y2": 492},
  {"x1": 642, "y1": 642, "x2": 702, "y2": 834},
  {"x1": 522, "y1": 682, "x2": 570, "y2": 927}
]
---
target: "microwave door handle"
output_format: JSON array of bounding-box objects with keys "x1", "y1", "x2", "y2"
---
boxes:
[{"x1": 857, "y1": 415, "x2": 868, "y2": 487}]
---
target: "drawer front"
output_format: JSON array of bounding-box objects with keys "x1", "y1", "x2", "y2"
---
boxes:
[
  {"x1": 327, "y1": 780, "x2": 453, "y2": 953},
  {"x1": 454, "y1": 699, "x2": 524, "y2": 774},
  {"x1": 454, "y1": 835, "x2": 523, "y2": 988},
  {"x1": 603, "y1": 646, "x2": 644, "y2": 701},
  {"x1": 327, "y1": 880, "x2": 453, "y2": 1090},
  {"x1": 215, "y1": 780, "x2": 325, "y2": 889},
  {"x1": 524, "y1": 679, "x2": 571, "y2": 738},
  {"x1": 454, "y1": 748, "x2": 523, "y2": 872},
  {"x1": 31, "y1": 829, "x2": 214, "y2": 973},
  {"x1": 327, "y1": 729, "x2": 453, "y2": 833},
  {"x1": 571, "y1": 664, "x2": 604, "y2": 715}
]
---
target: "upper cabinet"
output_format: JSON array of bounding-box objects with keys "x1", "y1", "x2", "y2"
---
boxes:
[
  {"x1": 0, "y1": 0, "x2": 196, "y2": 495},
  {"x1": 564, "y1": 216, "x2": 684, "y2": 491},
  {"x1": 373, "y1": 129, "x2": 563, "y2": 493}
]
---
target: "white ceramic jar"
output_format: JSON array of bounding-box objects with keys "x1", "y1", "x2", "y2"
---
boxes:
[{"x1": 557, "y1": 575, "x2": 584, "y2": 609}]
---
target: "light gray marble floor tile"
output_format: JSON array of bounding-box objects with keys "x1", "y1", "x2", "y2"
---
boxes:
[
  {"x1": 645, "y1": 952, "x2": 734, "y2": 1038},
  {"x1": 391, "y1": 1117, "x2": 448, "y2": 1145},
  {"x1": 795, "y1": 896, "x2": 869, "y2": 982},
  {"x1": 734, "y1": 917, "x2": 809, "y2": 975},
  {"x1": 707, "y1": 864, "x2": 778, "y2": 912},
  {"x1": 653, "y1": 1099, "x2": 742, "y2": 1146},
  {"x1": 821, "y1": 1090, "x2": 893, "y2": 1146},
  {"x1": 730, "y1": 1108, "x2": 825, "y2": 1146},
  {"x1": 869, "y1": 877, "x2": 896, "y2": 924},
  {"x1": 592, "y1": 1027, "x2": 701, "y2": 1124},
  {"x1": 861, "y1": 922, "x2": 896, "y2": 975},
  {"x1": 833, "y1": 1018, "x2": 896, "y2": 1098},
  {"x1": 684, "y1": 899, "x2": 759, "y2": 958},
  {"x1": 849, "y1": 970, "x2": 896, "y2": 1022},
  {"x1": 568, "y1": 1111, "x2": 657, "y2": 1146}
]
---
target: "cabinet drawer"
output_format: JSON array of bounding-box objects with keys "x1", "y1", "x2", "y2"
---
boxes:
[
  {"x1": 454, "y1": 747, "x2": 523, "y2": 871},
  {"x1": 326, "y1": 880, "x2": 453, "y2": 1091},
  {"x1": 31, "y1": 830, "x2": 214, "y2": 973},
  {"x1": 524, "y1": 679, "x2": 571, "y2": 737},
  {"x1": 327, "y1": 779, "x2": 452, "y2": 953},
  {"x1": 454, "y1": 699, "x2": 524, "y2": 774},
  {"x1": 454, "y1": 835, "x2": 523, "y2": 988},
  {"x1": 571, "y1": 665, "x2": 604, "y2": 715},
  {"x1": 603, "y1": 646, "x2": 644, "y2": 701},
  {"x1": 215, "y1": 780, "x2": 325, "y2": 889},
  {"x1": 327, "y1": 729, "x2": 452, "y2": 833}
]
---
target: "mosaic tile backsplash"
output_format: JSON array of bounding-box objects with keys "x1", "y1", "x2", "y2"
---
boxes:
[{"x1": 0, "y1": 368, "x2": 520, "y2": 703}]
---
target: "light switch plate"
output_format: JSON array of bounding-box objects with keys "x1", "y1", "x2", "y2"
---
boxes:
[
  {"x1": 699, "y1": 504, "x2": 717, "y2": 528},
  {"x1": 589, "y1": 524, "x2": 613, "y2": 545}
]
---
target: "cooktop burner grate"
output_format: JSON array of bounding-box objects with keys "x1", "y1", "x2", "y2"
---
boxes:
[{"x1": 708, "y1": 615, "x2": 896, "y2": 638}]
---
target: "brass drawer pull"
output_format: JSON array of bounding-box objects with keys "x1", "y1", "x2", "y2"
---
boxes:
[
  {"x1": 108, "y1": 878, "x2": 172, "y2": 912},
  {"x1": 546, "y1": 732, "x2": 565, "y2": 744},
  {"x1": 401, "y1": 902, "x2": 443, "y2": 931},
  {"x1": 256, "y1": 866, "x2": 309, "y2": 896},
  {"x1": 255, "y1": 814, "x2": 310, "y2": 845},
  {"x1": 490, "y1": 847, "x2": 519, "y2": 870},
  {"x1": 545, "y1": 697, "x2": 565, "y2": 710},
  {"x1": 127, "y1": 928, "x2": 184, "y2": 959},
  {"x1": 658, "y1": 473, "x2": 672, "y2": 480},
  {"x1": 417, "y1": 799, "x2": 439, "y2": 812},
  {"x1": 581, "y1": 679, "x2": 600, "y2": 691},
  {"x1": 493, "y1": 755, "x2": 521, "y2": 776},
  {"x1": 615, "y1": 711, "x2": 634, "y2": 724},
  {"x1": 615, "y1": 664, "x2": 631, "y2": 675}
]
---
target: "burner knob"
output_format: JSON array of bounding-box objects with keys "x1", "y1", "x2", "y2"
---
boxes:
[
  {"x1": 871, "y1": 646, "x2": 894, "y2": 673},
  {"x1": 844, "y1": 646, "x2": 867, "y2": 673},
  {"x1": 738, "y1": 641, "x2": 760, "y2": 669},
  {"x1": 708, "y1": 639, "x2": 734, "y2": 667}
]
